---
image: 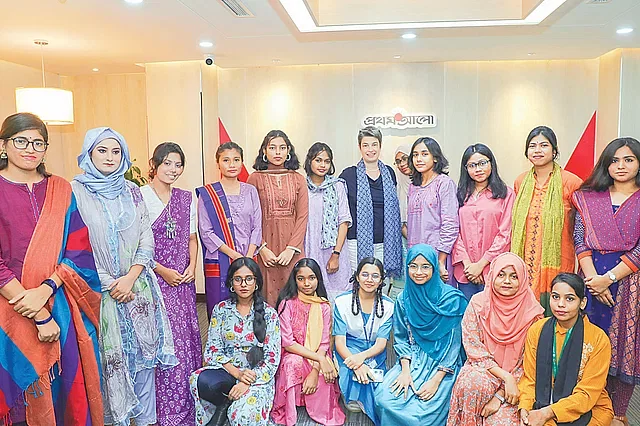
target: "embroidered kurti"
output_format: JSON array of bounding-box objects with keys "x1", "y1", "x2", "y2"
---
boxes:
[
  {"x1": 514, "y1": 170, "x2": 582, "y2": 304},
  {"x1": 518, "y1": 317, "x2": 614, "y2": 425},
  {"x1": 272, "y1": 298, "x2": 346, "y2": 426},
  {"x1": 447, "y1": 302, "x2": 524, "y2": 426},
  {"x1": 141, "y1": 186, "x2": 202, "y2": 426},
  {"x1": 247, "y1": 171, "x2": 308, "y2": 306},
  {"x1": 198, "y1": 182, "x2": 263, "y2": 259},
  {"x1": 406, "y1": 174, "x2": 460, "y2": 252},
  {"x1": 189, "y1": 300, "x2": 281, "y2": 426},
  {"x1": 304, "y1": 181, "x2": 352, "y2": 302},
  {"x1": 573, "y1": 189, "x2": 640, "y2": 385},
  {"x1": 375, "y1": 294, "x2": 464, "y2": 426},
  {"x1": 452, "y1": 188, "x2": 515, "y2": 284},
  {"x1": 72, "y1": 180, "x2": 178, "y2": 426},
  {"x1": 333, "y1": 292, "x2": 394, "y2": 426}
]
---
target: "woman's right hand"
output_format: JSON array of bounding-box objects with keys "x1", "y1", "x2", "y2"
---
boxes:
[
  {"x1": 503, "y1": 374, "x2": 520, "y2": 405},
  {"x1": 354, "y1": 364, "x2": 374, "y2": 385},
  {"x1": 302, "y1": 369, "x2": 319, "y2": 395},
  {"x1": 237, "y1": 369, "x2": 257, "y2": 385},
  {"x1": 160, "y1": 268, "x2": 183, "y2": 287},
  {"x1": 35, "y1": 315, "x2": 61, "y2": 342},
  {"x1": 390, "y1": 370, "x2": 415, "y2": 400},
  {"x1": 319, "y1": 357, "x2": 337, "y2": 383},
  {"x1": 259, "y1": 247, "x2": 278, "y2": 268}
]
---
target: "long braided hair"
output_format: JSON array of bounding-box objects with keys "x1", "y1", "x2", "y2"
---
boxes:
[
  {"x1": 225, "y1": 257, "x2": 267, "y2": 368},
  {"x1": 350, "y1": 257, "x2": 385, "y2": 319}
]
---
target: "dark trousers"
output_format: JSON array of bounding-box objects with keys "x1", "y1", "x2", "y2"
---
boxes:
[{"x1": 197, "y1": 369, "x2": 236, "y2": 407}]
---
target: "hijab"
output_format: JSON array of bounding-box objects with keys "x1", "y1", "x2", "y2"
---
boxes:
[
  {"x1": 394, "y1": 145, "x2": 411, "y2": 223},
  {"x1": 470, "y1": 252, "x2": 544, "y2": 372},
  {"x1": 74, "y1": 127, "x2": 132, "y2": 199},
  {"x1": 402, "y1": 244, "x2": 467, "y2": 359}
]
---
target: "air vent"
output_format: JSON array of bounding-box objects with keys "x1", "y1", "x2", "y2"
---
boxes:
[
  {"x1": 218, "y1": 0, "x2": 253, "y2": 17},
  {"x1": 586, "y1": 0, "x2": 611, "y2": 4}
]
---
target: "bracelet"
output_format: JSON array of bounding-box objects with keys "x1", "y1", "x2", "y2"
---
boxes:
[
  {"x1": 493, "y1": 392, "x2": 505, "y2": 404},
  {"x1": 42, "y1": 278, "x2": 58, "y2": 296},
  {"x1": 332, "y1": 250, "x2": 341, "y2": 256},
  {"x1": 35, "y1": 315, "x2": 54, "y2": 326}
]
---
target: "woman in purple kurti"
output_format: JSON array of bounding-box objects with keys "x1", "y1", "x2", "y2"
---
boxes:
[
  {"x1": 198, "y1": 142, "x2": 263, "y2": 314},
  {"x1": 572, "y1": 137, "x2": 640, "y2": 425},
  {"x1": 304, "y1": 142, "x2": 352, "y2": 303},
  {"x1": 141, "y1": 142, "x2": 201, "y2": 426},
  {"x1": 407, "y1": 137, "x2": 459, "y2": 282}
]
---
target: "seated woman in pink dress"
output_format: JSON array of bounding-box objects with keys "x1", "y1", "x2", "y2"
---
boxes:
[
  {"x1": 271, "y1": 258, "x2": 346, "y2": 426},
  {"x1": 447, "y1": 252, "x2": 543, "y2": 426}
]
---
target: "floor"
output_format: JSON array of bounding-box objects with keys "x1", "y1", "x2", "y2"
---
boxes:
[{"x1": 196, "y1": 302, "x2": 640, "y2": 425}]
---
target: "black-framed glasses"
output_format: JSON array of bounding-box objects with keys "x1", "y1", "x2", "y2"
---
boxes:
[
  {"x1": 232, "y1": 275, "x2": 256, "y2": 286},
  {"x1": 465, "y1": 159, "x2": 490, "y2": 170},
  {"x1": 8, "y1": 137, "x2": 49, "y2": 152},
  {"x1": 394, "y1": 155, "x2": 409, "y2": 166}
]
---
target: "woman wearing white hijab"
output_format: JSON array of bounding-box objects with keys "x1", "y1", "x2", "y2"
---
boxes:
[
  {"x1": 389, "y1": 145, "x2": 412, "y2": 299},
  {"x1": 72, "y1": 127, "x2": 177, "y2": 426}
]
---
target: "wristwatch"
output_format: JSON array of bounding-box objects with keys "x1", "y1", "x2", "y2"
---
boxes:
[
  {"x1": 607, "y1": 271, "x2": 617, "y2": 283},
  {"x1": 332, "y1": 250, "x2": 341, "y2": 256}
]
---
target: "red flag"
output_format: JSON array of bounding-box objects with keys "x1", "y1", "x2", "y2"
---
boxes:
[
  {"x1": 219, "y1": 118, "x2": 250, "y2": 182},
  {"x1": 564, "y1": 112, "x2": 596, "y2": 181}
]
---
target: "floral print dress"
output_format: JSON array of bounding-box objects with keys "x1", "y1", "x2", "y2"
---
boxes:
[{"x1": 189, "y1": 300, "x2": 281, "y2": 426}]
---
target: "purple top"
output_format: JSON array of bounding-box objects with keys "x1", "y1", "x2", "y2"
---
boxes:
[
  {"x1": 198, "y1": 182, "x2": 263, "y2": 259},
  {"x1": 0, "y1": 175, "x2": 48, "y2": 287},
  {"x1": 406, "y1": 174, "x2": 460, "y2": 253}
]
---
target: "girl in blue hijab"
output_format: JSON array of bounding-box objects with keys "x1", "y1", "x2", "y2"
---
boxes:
[{"x1": 375, "y1": 244, "x2": 467, "y2": 425}]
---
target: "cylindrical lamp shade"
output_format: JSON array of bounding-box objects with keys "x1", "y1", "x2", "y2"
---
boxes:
[{"x1": 15, "y1": 88, "x2": 74, "y2": 125}]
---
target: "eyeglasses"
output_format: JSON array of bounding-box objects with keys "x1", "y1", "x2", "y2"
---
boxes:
[
  {"x1": 232, "y1": 275, "x2": 256, "y2": 286},
  {"x1": 7, "y1": 137, "x2": 49, "y2": 152},
  {"x1": 394, "y1": 155, "x2": 408, "y2": 166},
  {"x1": 465, "y1": 159, "x2": 490, "y2": 170},
  {"x1": 408, "y1": 263, "x2": 433, "y2": 273},
  {"x1": 359, "y1": 272, "x2": 382, "y2": 282}
]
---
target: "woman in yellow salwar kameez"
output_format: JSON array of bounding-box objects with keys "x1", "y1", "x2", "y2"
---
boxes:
[
  {"x1": 512, "y1": 126, "x2": 582, "y2": 315},
  {"x1": 518, "y1": 273, "x2": 613, "y2": 426}
]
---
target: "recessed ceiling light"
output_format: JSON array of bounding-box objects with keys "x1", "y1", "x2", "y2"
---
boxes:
[
  {"x1": 199, "y1": 41, "x2": 214, "y2": 48},
  {"x1": 402, "y1": 33, "x2": 416, "y2": 39},
  {"x1": 124, "y1": 0, "x2": 143, "y2": 4},
  {"x1": 528, "y1": 52, "x2": 536, "y2": 56},
  {"x1": 92, "y1": 68, "x2": 99, "y2": 72},
  {"x1": 394, "y1": 55, "x2": 402, "y2": 59},
  {"x1": 272, "y1": 59, "x2": 281, "y2": 63},
  {"x1": 617, "y1": 27, "x2": 634, "y2": 34}
]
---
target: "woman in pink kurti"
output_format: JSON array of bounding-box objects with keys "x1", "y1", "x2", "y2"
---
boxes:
[
  {"x1": 271, "y1": 258, "x2": 345, "y2": 426},
  {"x1": 452, "y1": 144, "x2": 515, "y2": 300},
  {"x1": 447, "y1": 252, "x2": 543, "y2": 426}
]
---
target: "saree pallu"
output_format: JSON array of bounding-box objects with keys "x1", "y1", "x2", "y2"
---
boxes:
[
  {"x1": 0, "y1": 176, "x2": 102, "y2": 426},
  {"x1": 573, "y1": 189, "x2": 640, "y2": 384},
  {"x1": 196, "y1": 183, "x2": 237, "y2": 317}
]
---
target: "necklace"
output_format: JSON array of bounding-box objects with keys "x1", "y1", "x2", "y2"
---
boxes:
[{"x1": 150, "y1": 184, "x2": 176, "y2": 239}]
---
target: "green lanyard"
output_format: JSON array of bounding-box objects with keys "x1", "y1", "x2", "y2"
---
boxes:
[{"x1": 552, "y1": 322, "x2": 574, "y2": 379}]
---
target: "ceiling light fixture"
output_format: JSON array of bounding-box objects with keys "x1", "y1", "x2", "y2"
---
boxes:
[
  {"x1": 15, "y1": 40, "x2": 74, "y2": 125},
  {"x1": 402, "y1": 33, "x2": 416, "y2": 39},
  {"x1": 394, "y1": 55, "x2": 402, "y2": 59},
  {"x1": 272, "y1": 59, "x2": 281, "y2": 63},
  {"x1": 92, "y1": 68, "x2": 99, "y2": 72},
  {"x1": 124, "y1": 0, "x2": 144, "y2": 4},
  {"x1": 278, "y1": 0, "x2": 568, "y2": 32},
  {"x1": 199, "y1": 41, "x2": 214, "y2": 48},
  {"x1": 617, "y1": 27, "x2": 634, "y2": 34},
  {"x1": 528, "y1": 52, "x2": 536, "y2": 56}
]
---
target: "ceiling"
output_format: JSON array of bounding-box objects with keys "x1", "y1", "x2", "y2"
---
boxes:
[{"x1": 0, "y1": 0, "x2": 638, "y2": 76}]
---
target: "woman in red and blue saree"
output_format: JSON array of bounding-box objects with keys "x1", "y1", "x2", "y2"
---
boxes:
[
  {"x1": 374, "y1": 244, "x2": 467, "y2": 426},
  {"x1": 198, "y1": 142, "x2": 262, "y2": 315},
  {"x1": 72, "y1": 127, "x2": 177, "y2": 426},
  {"x1": 141, "y1": 142, "x2": 202, "y2": 426},
  {"x1": 0, "y1": 113, "x2": 102, "y2": 426},
  {"x1": 333, "y1": 257, "x2": 394, "y2": 426},
  {"x1": 572, "y1": 137, "x2": 640, "y2": 426}
]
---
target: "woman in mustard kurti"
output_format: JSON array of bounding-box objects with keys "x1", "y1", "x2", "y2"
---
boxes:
[
  {"x1": 518, "y1": 273, "x2": 613, "y2": 426},
  {"x1": 512, "y1": 126, "x2": 582, "y2": 315}
]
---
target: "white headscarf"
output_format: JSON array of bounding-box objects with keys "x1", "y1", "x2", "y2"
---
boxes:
[{"x1": 394, "y1": 145, "x2": 411, "y2": 223}]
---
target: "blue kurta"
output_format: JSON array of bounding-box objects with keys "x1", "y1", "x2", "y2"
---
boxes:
[
  {"x1": 375, "y1": 294, "x2": 464, "y2": 426},
  {"x1": 333, "y1": 292, "x2": 394, "y2": 426}
]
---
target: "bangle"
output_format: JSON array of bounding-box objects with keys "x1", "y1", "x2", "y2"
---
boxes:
[
  {"x1": 35, "y1": 315, "x2": 53, "y2": 326},
  {"x1": 42, "y1": 278, "x2": 58, "y2": 296},
  {"x1": 494, "y1": 392, "x2": 505, "y2": 404}
]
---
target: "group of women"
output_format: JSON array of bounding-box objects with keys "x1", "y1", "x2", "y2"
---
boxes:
[{"x1": 0, "y1": 111, "x2": 639, "y2": 426}]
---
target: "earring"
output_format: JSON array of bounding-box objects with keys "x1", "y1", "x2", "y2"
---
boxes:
[
  {"x1": 41, "y1": 156, "x2": 46, "y2": 164},
  {"x1": 230, "y1": 287, "x2": 235, "y2": 293},
  {"x1": 262, "y1": 154, "x2": 267, "y2": 162},
  {"x1": 0, "y1": 150, "x2": 6, "y2": 160},
  {"x1": 286, "y1": 153, "x2": 291, "y2": 162}
]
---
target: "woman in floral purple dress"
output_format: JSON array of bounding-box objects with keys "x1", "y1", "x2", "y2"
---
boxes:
[{"x1": 141, "y1": 142, "x2": 202, "y2": 426}]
